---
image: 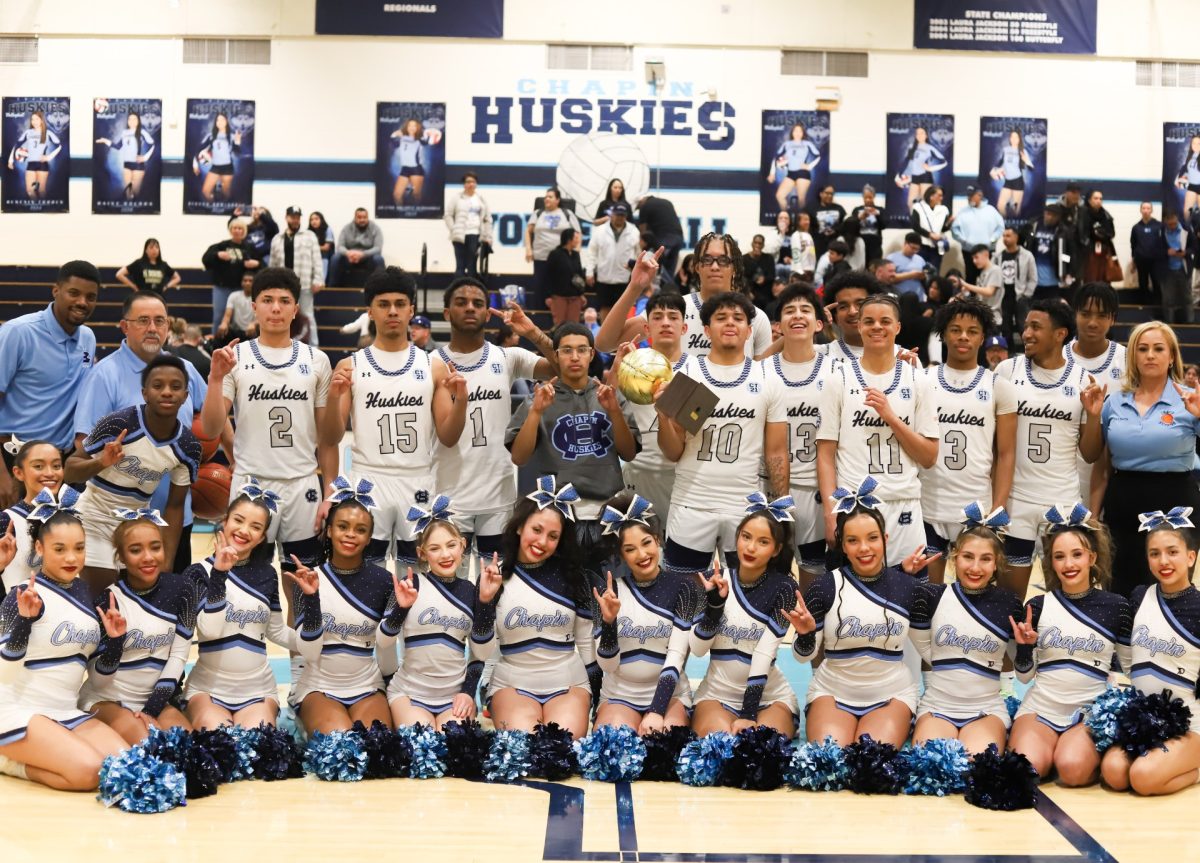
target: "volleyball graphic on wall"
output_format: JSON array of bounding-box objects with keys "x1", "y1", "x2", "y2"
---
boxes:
[{"x1": 556, "y1": 133, "x2": 650, "y2": 222}]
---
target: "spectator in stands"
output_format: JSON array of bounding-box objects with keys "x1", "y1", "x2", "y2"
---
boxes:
[
  {"x1": 763, "y1": 210, "x2": 793, "y2": 279},
  {"x1": 237, "y1": 205, "x2": 278, "y2": 264},
  {"x1": 675, "y1": 253, "x2": 700, "y2": 294},
  {"x1": 807, "y1": 183, "x2": 846, "y2": 259},
  {"x1": 886, "y1": 232, "x2": 929, "y2": 300},
  {"x1": 1185, "y1": 364, "x2": 1200, "y2": 390},
  {"x1": 0, "y1": 260, "x2": 100, "y2": 506},
  {"x1": 994, "y1": 226, "x2": 1036, "y2": 347},
  {"x1": 586, "y1": 202, "x2": 639, "y2": 320},
  {"x1": 1020, "y1": 202, "x2": 1074, "y2": 301},
  {"x1": 202, "y1": 215, "x2": 261, "y2": 332},
  {"x1": 1059, "y1": 181, "x2": 1083, "y2": 235},
  {"x1": 839, "y1": 218, "x2": 866, "y2": 270},
  {"x1": 115, "y1": 238, "x2": 180, "y2": 293},
  {"x1": 950, "y1": 185, "x2": 1004, "y2": 284},
  {"x1": 545, "y1": 227, "x2": 586, "y2": 327},
  {"x1": 171, "y1": 324, "x2": 211, "y2": 379},
  {"x1": 410, "y1": 314, "x2": 440, "y2": 354},
  {"x1": 984, "y1": 334, "x2": 1008, "y2": 370},
  {"x1": 309, "y1": 210, "x2": 335, "y2": 281},
  {"x1": 1162, "y1": 211, "x2": 1195, "y2": 324},
  {"x1": 445, "y1": 171, "x2": 492, "y2": 277},
  {"x1": 489, "y1": 319, "x2": 520, "y2": 349},
  {"x1": 216, "y1": 272, "x2": 258, "y2": 346},
  {"x1": 868, "y1": 257, "x2": 897, "y2": 289},
  {"x1": 270, "y1": 206, "x2": 324, "y2": 346},
  {"x1": 849, "y1": 184, "x2": 883, "y2": 263},
  {"x1": 742, "y1": 234, "x2": 775, "y2": 311},
  {"x1": 592, "y1": 178, "x2": 630, "y2": 228},
  {"x1": 635, "y1": 193, "x2": 684, "y2": 283},
  {"x1": 340, "y1": 312, "x2": 373, "y2": 349},
  {"x1": 813, "y1": 239, "x2": 850, "y2": 290},
  {"x1": 1079, "y1": 189, "x2": 1118, "y2": 283},
  {"x1": 525, "y1": 186, "x2": 582, "y2": 310},
  {"x1": 1130, "y1": 201, "x2": 1166, "y2": 304},
  {"x1": 329, "y1": 207, "x2": 385, "y2": 287},
  {"x1": 951, "y1": 245, "x2": 1003, "y2": 325},
  {"x1": 910, "y1": 183, "x2": 951, "y2": 273},
  {"x1": 791, "y1": 212, "x2": 817, "y2": 280},
  {"x1": 167, "y1": 316, "x2": 186, "y2": 348}
]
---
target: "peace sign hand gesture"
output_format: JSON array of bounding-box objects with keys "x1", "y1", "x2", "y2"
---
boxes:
[
  {"x1": 17, "y1": 573, "x2": 42, "y2": 619},
  {"x1": 392, "y1": 567, "x2": 418, "y2": 609},
  {"x1": 1175, "y1": 382, "x2": 1200, "y2": 419},
  {"x1": 98, "y1": 429, "x2": 128, "y2": 468},
  {"x1": 1009, "y1": 605, "x2": 1038, "y2": 646},
  {"x1": 212, "y1": 529, "x2": 239, "y2": 571},
  {"x1": 478, "y1": 552, "x2": 503, "y2": 604},
  {"x1": 285, "y1": 556, "x2": 320, "y2": 596},
  {"x1": 592, "y1": 571, "x2": 621, "y2": 624},
  {"x1": 97, "y1": 593, "x2": 127, "y2": 639},
  {"x1": 901, "y1": 545, "x2": 941, "y2": 575},
  {"x1": 783, "y1": 589, "x2": 815, "y2": 635}
]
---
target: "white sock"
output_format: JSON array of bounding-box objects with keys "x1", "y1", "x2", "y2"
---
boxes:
[{"x1": 0, "y1": 754, "x2": 28, "y2": 780}]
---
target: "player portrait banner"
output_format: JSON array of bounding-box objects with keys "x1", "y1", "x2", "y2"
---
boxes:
[
  {"x1": 316, "y1": 0, "x2": 503, "y2": 38},
  {"x1": 1163, "y1": 122, "x2": 1200, "y2": 221},
  {"x1": 913, "y1": 0, "x2": 1097, "y2": 55},
  {"x1": 978, "y1": 116, "x2": 1047, "y2": 227},
  {"x1": 760, "y1": 109, "x2": 830, "y2": 225},
  {"x1": 375, "y1": 101, "x2": 446, "y2": 220},
  {"x1": 2, "y1": 96, "x2": 69, "y2": 213},
  {"x1": 92, "y1": 98, "x2": 162, "y2": 215},
  {"x1": 885, "y1": 113, "x2": 954, "y2": 228},
  {"x1": 183, "y1": 98, "x2": 255, "y2": 216}
]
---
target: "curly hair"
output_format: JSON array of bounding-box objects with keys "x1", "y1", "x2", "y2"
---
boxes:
[{"x1": 1040, "y1": 518, "x2": 1114, "y2": 591}]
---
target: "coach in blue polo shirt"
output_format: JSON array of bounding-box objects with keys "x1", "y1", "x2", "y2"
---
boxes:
[{"x1": 0, "y1": 260, "x2": 100, "y2": 506}]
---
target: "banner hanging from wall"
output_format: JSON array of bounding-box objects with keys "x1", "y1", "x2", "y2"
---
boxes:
[
  {"x1": 759, "y1": 109, "x2": 830, "y2": 226},
  {"x1": 92, "y1": 98, "x2": 162, "y2": 215},
  {"x1": 884, "y1": 113, "x2": 954, "y2": 228},
  {"x1": 375, "y1": 101, "x2": 446, "y2": 219},
  {"x1": 913, "y1": 0, "x2": 1097, "y2": 55},
  {"x1": 978, "y1": 116, "x2": 1047, "y2": 227},
  {"x1": 2, "y1": 97, "x2": 69, "y2": 213},
  {"x1": 316, "y1": 0, "x2": 503, "y2": 38},
  {"x1": 183, "y1": 99, "x2": 255, "y2": 216},
  {"x1": 1163, "y1": 122, "x2": 1200, "y2": 222}
]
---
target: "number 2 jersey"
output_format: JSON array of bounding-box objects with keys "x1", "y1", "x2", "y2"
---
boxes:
[{"x1": 349, "y1": 344, "x2": 435, "y2": 478}]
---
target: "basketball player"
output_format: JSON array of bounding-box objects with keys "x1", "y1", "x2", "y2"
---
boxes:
[
  {"x1": 595, "y1": 238, "x2": 775, "y2": 360},
  {"x1": 921, "y1": 296, "x2": 1018, "y2": 583},
  {"x1": 318, "y1": 267, "x2": 467, "y2": 566},
  {"x1": 658, "y1": 292, "x2": 788, "y2": 575},
  {"x1": 816, "y1": 294, "x2": 938, "y2": 567},
  {"x1": 819, "y1": 271, "x2": 905, "y2": 363},
  {"x1": 993, "y1": 299, "x2": 1106, "y2": 597}
]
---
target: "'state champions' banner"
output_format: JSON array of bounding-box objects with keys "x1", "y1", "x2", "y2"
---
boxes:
[
  {"x1": 914, "y1": 0, "x2": 1097, "y2": 54},
  {"x1": 92, "y1": 98, "x2": 162, "y2": 215},
  {"x1": 184, "y1": 99, "x2": 255, "y2": 215},
  {"x1": 760, "y1": 109, "x2": 830, "y2": 225},
  {"x1": 885, "y1": 113, "x2": 954, "y2": 228},
  {"x1": 316, "y1": 0, "x2": 503, "y2": 38},
  {"x1": 2, "y1": 97, "x2": 69, "y2": 213},
  {"x1": 978, "y1": 116, "x2": 1047, "y2": 227},
  {"x1": 376, "y1": 101, "x2": 446, "y2": 219},
  {"x1": 1163, "y1": 122, "x2": 1200, "y2": 221}
]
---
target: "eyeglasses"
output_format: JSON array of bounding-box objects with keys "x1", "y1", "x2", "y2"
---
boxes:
[
  {"x1": 698, "y1": 255, "x2": 734, "y2": 268},
  {"x1": 556, "y1": 346, "x2": 593, "y2": 357},
  {"x1": 124, "y1": 316, "x2": 169, "y2": 328}
]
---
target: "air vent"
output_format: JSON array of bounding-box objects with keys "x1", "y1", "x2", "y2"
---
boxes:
[
  {"x1": 0, "y1": 37, "x2": 38, "y2": 64},
  {"x1": 547, "y1": 44, "x2": 632, "y2": 72},
  {"x1": 782, "y1": 49, "x2": 868, "y2": 78},
  {"x1": 1135, "y1": 60, "x2": 1200, "y2": 88},
  {"x1": 183, "y1": 38, "x2": 271, "y2": 65}
]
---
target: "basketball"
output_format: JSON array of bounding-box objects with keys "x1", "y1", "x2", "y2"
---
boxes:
[
  {"x1": 191, "y1": 461, "x2": 232, "y2": 520},
  {"x1": 192, "y1": 414, "x2": 220, "y2": 462},
  {"x1": 616, "y1": 347, "x2": 673, "y2": 405},
  {"x1": 555, "y1": 133, "x2": 650, "y2": 220}
]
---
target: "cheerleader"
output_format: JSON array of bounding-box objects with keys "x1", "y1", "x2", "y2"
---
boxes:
[
  {"x1": 788, "y1": 478, "x2": 939, "y2": 747},
  {"x1": 1101, "y1": 508, "x2": 1200, "y2": 795},
  {"x1": 592, "y1": 492, "x2": 698, "y2": 735},
  {"x1": 192, "y1": 111, "x2": 240, "y2": 202},
  {"x1": 1009, "y1": 504, "x2": 1131, "y2": 786},
  {"x1": 484, "y1": 477, "x2": 599, "y2": 738},
  {"x1": 79, "y1": 508, "x2": 199, "y2": 744},
  {"x1": 292, "y1": 478, "x2": 396, "y2": 734},
  {"x1": 383, "y1": 494, "x2": 502, "y2": 730},
  {"x1": 184, "y1": 480, "x2": 320, "y2": 729},
  {"x1": 0, "y1": 489, "x2": 128, "y2": 790},
  {"x1": 691, "y1": 494, "x2": 802, "y2": 738},
  {"x1": 1, "y1": 438, "x2": 64, "y2": 592},
  {"x1": 911, "y1": 503, "x2": 1023, "y2": 754},
  {"x1": 95, "y1": 111, "x2": 155, "y2": 200}
]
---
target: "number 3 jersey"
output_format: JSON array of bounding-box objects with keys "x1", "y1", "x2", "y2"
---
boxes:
[
  {"x1": 222, "y1": 339, "x2": 332, "y2": 481},
  {"x1": 349, "y1": 345, "x2": 435, "y2": 478}
]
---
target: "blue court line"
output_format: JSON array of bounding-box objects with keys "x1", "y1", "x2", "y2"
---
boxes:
[{"x1": 1034, "y1": 794, "x2": 1119, "y2": 863}]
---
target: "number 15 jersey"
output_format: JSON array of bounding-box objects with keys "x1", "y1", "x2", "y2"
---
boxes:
[{"x1": 350, "y1": 345, "x2": 435, "y2": 477}]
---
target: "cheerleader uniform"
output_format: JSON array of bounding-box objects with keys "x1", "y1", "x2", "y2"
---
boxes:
[
  {"x1": 596, "y1": 573, "x2": 700, "y2": 715},
  {"x1": 291, "y1": 561, "x2": 395, "y2": 707},
  {"x1": 0, "y1": 501, "x2": 35, "y2": 593},
  {"x1": 691, "y1": 570, "x2": 799, "y2": 719},
  {"x1": 79, "y1": 572, "x2": 201, "y2": 718},
  {"x1": 0, "y1": 576, "x2": 122, "y2": 746},
  {"x1": 484, "y1": 561, "x2": 599, "y2": 704},
  {"x1": 911, "y1": 582, "x2": 1023, "y2": 728},
  {"x1": 1128, "y1": 584, "x2": 1200, "y2": 734},
  {"x1": 795, "y1": 567, "x2": 927, "y2": 715},
  {"x1": 1015, "y1": 589, "x2": 1133, "y2": 732},
  {"x1": 381, "y1": 572, "x2": 497, "y2": 714}
]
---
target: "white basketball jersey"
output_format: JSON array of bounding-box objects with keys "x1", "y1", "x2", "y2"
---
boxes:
[
  {"x1": 222, "y1": 340, "x2": 332, "y2": 480},
  {"x1": 994, "y1": 356, "x2": 1086, "y2": 505},
  {"x1": 817, "y1": 356, "x2": 938, "y2": 501},
  {"x1": 771, "y1": 352, "x2": 833, "y2": 492},
  {"x1": 433, "y1": 343, "x2": 539, "y2": 514},
  {"x1": 671, "y1": 356, "x2": 786, "y2": 514},
  {"x1": 626, "y1": 352, "x2": 690, "y2": 474},
  {"x1": 1066, "y1": 340, "x2": 1126, "y2": 502},
  {"x1": 681, "y1": 293, "x2": 773, "y2": 359},
  {"x1": 350, "y1": 345, "x2": 435, "y2": 476},
  {"x1": 921, "y1": 365, "x2": 1018, "y2": 522}
]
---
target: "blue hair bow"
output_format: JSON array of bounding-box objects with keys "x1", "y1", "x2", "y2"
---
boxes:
[
  {"x1": 1044, "y1": 502, "x2": 1094, "y2": 532},
  {"x1": 526, "y1": 475, "x2": 579, "y2": 522},
  {"x1": 113, "y1": 507, "x2": 169, "y2": 528},
  {"x1": 28, "y1": 486, "x2": 80, "y2": 523},
  {"x1": 600, "y1": 494, "x2": 655, "y2": 536},
  {"x1": 407, "y1": 494, "x2": 454, "y2": 534},
  {"x1": 961, "y1": 502, "x2": 1010, "y2": 533},
  {"x1": 830, "y1": 476, "x2": 882, "y2": 515},
  {"x1": 237, "y1": 476, "x2": 282, "y2": 514},
  {"x1": 1138, "y1": 507, "x2": 1195, "y2": 533},
  {"x1": 326, "y1": 475, "x2": 378, "y2": 510},
  {"x1": 745, "y1": 492, "x2": 795, "y2": 523}
]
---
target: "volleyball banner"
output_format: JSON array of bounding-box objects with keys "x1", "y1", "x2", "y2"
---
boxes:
[
  {"x1": 759, "y1": 109, "x2": 830, "y2": 225},
  {"x1": 92, "y1": 98, "x2": 162, "y2": 215},
  {"x1": 884, "y1": 113, "x2": 954, "y2": 228},
  {"x1": 1163, "y1": 122, "x2": 1200, "y2": 221},
  {"x1": 183, "y1": 98, "x2": 255, "y2": 216},
  {"x1": 375, "y1": 101, "x2": 446, "y2": 219},
  {"x1": 2, "y1": 96, "x2": 69, "y2": 213},
  {"x1": 978, "y1": 116, "x2": 1047, "y2": 227}
]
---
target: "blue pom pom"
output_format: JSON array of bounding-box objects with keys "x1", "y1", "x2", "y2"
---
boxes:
[
  {"x1": 304, "y1": 730, "x2": 368, "y2": 781},
  {"x1": 898, "y1": 739, "x2": 970, "y2": 796},
  {"x1": 1005, "y1": 694, "x2": 1022, "y2": 721},
  {"x1": 1114, "y1": 690, "x2": 1193, "y2": 758},
  {"x1": 843, "y1": 734, "x2": 902, "y2": 795},
  {"x1": 965, "y1": 744, "x2": 1039, "y2": 810},
  {"x1": 221, "y1": 725, "x2": 257, "y2": 781},
  {"x1": 250, "y1": 722, "x2": 305, "y2": 780},
  {"x1": 276, "y1": 704, "x2": 307, "y2": 746},
  {"x1": 191, "y1": 727, "x2": 241, "y2": 783},
  {"x1": 98, "y1": 749, "x2": 187, "y2": 814},
  {"x1": 573, "y1": 724, "x2": 646, "y2": 782},
  {"x1": 485, "y1": 729, "x2": 533, "y2": 783},
  {"x1": 531, "y1": 722, "x2": 578, "y2": 780},
  {"x1": 442, "y1": 719, "x2": 493, "y2": 780},
  {"x1": 676, "y1": 732, "x2": 735, "y2": 787},
  {"x1": 1086, "y1": 685, "x2": 1135, "y2": 752},
  {"x1": 723, "y1": 727, "x2": 794, "y2": 791},
  {"x1": 786, "y1": 736, "x2": 849, "y2": 791},
  {"x1": 396, "y1": 724, "x2": 448, "y2": 779}
]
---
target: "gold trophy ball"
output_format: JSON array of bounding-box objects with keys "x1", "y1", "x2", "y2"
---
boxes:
[{"x1": 617, "y1": 347, "x2": 674, "y2": 405}]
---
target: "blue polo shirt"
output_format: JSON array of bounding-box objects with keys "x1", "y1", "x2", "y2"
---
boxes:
[
  {"x1": 1101, "y1": 381, "x2": 1200, "y2": 473},
  {"x1": 0, "y1": 304, "x2": 96, "y2": 450}
]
